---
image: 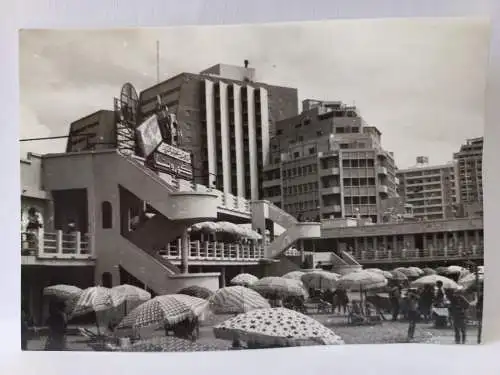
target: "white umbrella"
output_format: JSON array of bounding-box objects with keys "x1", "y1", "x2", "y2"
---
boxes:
[
  {"x1": 411, "y1": 275, "x2": 460, "y2": 290},
  {"x1": 365, "y1": 268, "x2": 393, "y2": 279},
  {"x1": 209, "y1": 286, "x2": 271, "y2": 314},
  {"x1": 230, "y1": 273, "x2": 259, "y2": 287},
  {"x1": 282, "y1": 271, "x2": 306, "y2": 280},
  {"x1": 213, "y1": 308, "x2": 344, "y2": 347},
  {"x1": 301, "y1": 270, "x2": 340, "y2": 291},
  {"x1": 336, "y1": 271, "x2": 388, "y2": 292}
]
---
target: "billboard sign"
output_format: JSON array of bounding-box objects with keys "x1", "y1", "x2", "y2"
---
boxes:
[
  {"x1": 154, "y1": 142, "x2": 193, "y2": 180},
  {"x1": 136, "y1": 114, "x2": 162, "y2": 158}
]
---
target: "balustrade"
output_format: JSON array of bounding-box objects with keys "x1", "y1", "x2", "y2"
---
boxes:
[
  {"x1": 161, "y1": 240, "x2": 265, "y2": 262},
  {"x1": 356, "y1": 246, "x2": 484, "y2": 262},
  {"x1": 20, "y1": 230, "x2": 93, "y2": 259}
]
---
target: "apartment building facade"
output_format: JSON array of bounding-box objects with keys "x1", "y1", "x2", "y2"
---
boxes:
[
  {"x1": 138, "y1": 63, "x2": 299, "y2": 200},
  {"x1": 396, "y1": 157, "x2": 458, "y2": 221},
  {"x1": 454, "y1": 137, "x2": 483, "y2": 207},
  {"x1": 262, "y1": 100, "x2": 399, "y2": 223}
]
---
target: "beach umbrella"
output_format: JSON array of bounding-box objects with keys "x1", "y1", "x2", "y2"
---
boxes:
[
  {"x1": 230, "y1": 273, "x2": 259, "y2": 287},
  {"x1": 445, "y1": 265, "x2": 466, "y2": 275},
  {"x1": 411, "y1": 275, "x2": 460, "y2": 290},
  {"x1": 366, "y1": 268, "x2": 393, "y2": 279},
  {"x1": 109, "y1": 335, "x2": 224, "y2": 352},
  {"x1": 68, "y1": 286, "x2": 126, "y2": 317},
  {"x1": 209, "y1": 286, "x2": 271, "y2": 314},
  {"x1": 177, "y1": 285, "x2": 214, "y2": 300},
  {"x1": 43, "y1": 284, "x2": 82, "y2": 301},
  {"x1": 394, "y1": 267, "x2": 420, "y2": 278},
  {"x1": 213, "y1": 307, "x2": 344, "y2": 347},
  {"x1": 301, "y1": 270, "x2": 340, "y2": 291},
  {"x1": 390, "y1": 270, "x2": 408, "y2": 282},
  {"x1": 251, "y1": 277, "x2": 308, "y2": 299},
  {"x1": 112, "y1": 284, "x2": 151, "y2": 303},
  {"x1": 116, "y1": 294, "x2": 209, "y2": 335},
  {"x1": 407, "y1": 267, "x2": 424, "y2": 276},
  {"x1": 191, "y1": 221, "x2": 217, "y2": 232},
  {"x1": 435, "y1": 266, "x2": 449, "y2": 275},
  {"x1": 336, "y1": 270, "x2": 388, "y2": 292},
  {"x1": 459, "y1": 273, "x2": 484, "y2": 290},
  {"x1": 282, "y1": 271, "x2": 306, "y2": 280},
  {"x1": 422, "y1": 267, "x2": 437, "y2": 276}
]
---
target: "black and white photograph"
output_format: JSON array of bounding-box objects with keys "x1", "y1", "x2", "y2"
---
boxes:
[{"x1": 19, "y1": 18, "x2": 488, "y2": 352}]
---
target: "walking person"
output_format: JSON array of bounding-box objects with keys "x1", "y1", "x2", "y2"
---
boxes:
[
  {"x1": 475, "y1": 287, "x2": 484, "y2": 344},
  {"x1": 419, "y1": 284, "x2": 434, "y2": 322},
  {"x1": 390, "y1": 283, "x2": 401, "y2": 321},
  {"x1": 446, "y1": 289, "x2": 470, "y2": 344},
  {"x1": 407, "y1": 289, "x2": 419, "y2": 341},
  {"x1": 44, "y1": 301, "x2": 68, "y2": 351}
]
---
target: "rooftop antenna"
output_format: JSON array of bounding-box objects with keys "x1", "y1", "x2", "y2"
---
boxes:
[
  {"x1": 244, "y1": 59, "x2": 249, "y2": 68},
  {"x1": 156, "y1": 40, "x2": 160, "y2": 83}
]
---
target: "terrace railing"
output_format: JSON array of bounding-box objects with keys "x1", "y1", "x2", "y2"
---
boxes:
[
  {"x1": 21, "y1": 230, "x2": 94, "y2": 260},
  {"x1": 354, "y1": 246, "x2": 484, "y2": 263},
  {"x1": 159, "y1": 240, "x2": 265, "y2": 262}
]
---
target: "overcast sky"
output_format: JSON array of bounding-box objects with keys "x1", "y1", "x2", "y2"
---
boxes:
[{"x1": 20, "y1": 18, "x2": 489, "y2": 169}]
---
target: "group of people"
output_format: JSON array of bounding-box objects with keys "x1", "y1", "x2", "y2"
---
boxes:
[{"x1": 389, "y1": 280, "x2": 483, "y2": 343}]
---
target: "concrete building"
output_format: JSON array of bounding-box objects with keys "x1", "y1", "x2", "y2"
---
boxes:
[
  {"x1": 138, "y1": 63, "x2": 299, "y2": 200},
  {"x1": 66, "y1": 110, "x2": 116, "y2": 152},
  {"x1": 262, "y1": 100, "x2": 398, "y2": 223},
  {"x1": 396, "y1": 157, "x2": 458, "y2": 221},
  {"x1": 65, "y1": 63, "x2": 298, "y2": 201},
  {"x1": 454, "y1": 137, "x2": 483, "y2": 209}
]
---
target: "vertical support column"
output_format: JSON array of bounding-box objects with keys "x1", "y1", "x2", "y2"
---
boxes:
[
  {"x1": 452, "y1": 231, "x2": 458, "y2": 256},
  {"x1": 75, "y1": 231, "x2": 81, "y2": 256},
  {"x1": 392, "y1": 236, "x2": 397, "y2": 255},
  {"x1": 463, "y1": 231, "x2": 469, "y2": 255},
  {"x1": 181, "y1": 230, "x2": 189, "y2": 274},
  {"x1": 205, "y1": 79, "x2": 217, "y2": 188},
  {"x1": 423, "y1": 235, "x2": 427, "y2": 255},
  {"x1": 433, "y1": 233, "x2": 438, "y2": 255},
  {"x1": 299, "y1": 240, "x2": 305, "y2": 265},
  {"x1": 220, "y1": 267, "x2": 226, "y2": 288},
  {"x1": 233, "y1": 84, "x2": 245, "y2": 197},
  {"x1": 353, "y1": 238, "x2": 359, "y2": 255},
  {"x1": 56, "y1": 230, "x2": 63, "y2": 256}
]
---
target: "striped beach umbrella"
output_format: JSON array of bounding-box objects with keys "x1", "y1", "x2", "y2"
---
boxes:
[
  {"x1": 68, "y1": 286, "x2": 126, "y2": 317},
  {"x1": 116, "y1": 294, "x2": 209, "y2": 334},
  {"x1": 209, "y1": 286, "x2": 270, "y2": 314},
  {"x1": 336, "y1": 270, "x2": 388, "y2": 292}
]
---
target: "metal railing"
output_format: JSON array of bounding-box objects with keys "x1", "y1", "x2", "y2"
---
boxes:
[
  {"x1": 352, "y1": 246, "x2": 484, "y2": 263},
  {"x1": 21, "y1": 230, "x2": 94, "y2": 259},
  {"x1": 159, "y1": 240, "x2": 265, "y2": 262}
]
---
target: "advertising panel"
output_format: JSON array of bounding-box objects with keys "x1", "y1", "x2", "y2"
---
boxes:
[{"x1": 136, "y1": 114, "x2": 163, "y2": 158}]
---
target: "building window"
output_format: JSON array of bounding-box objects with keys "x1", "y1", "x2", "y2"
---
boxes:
[
  {"x1": 337, "y1": 127, "x2": 345, "y2": 134},
  {"x1": 294, "y1": 152, "x2": 300, "y2": 159},
  {"x1": 309, "y1": 147, "x2": 316, "y2": 155},
  {"x1": 316, "y1": 130, "x2": 323, "y2": 136},
  {"x1": 102, "y1": 201, "x2": 112, "y2": 229},
  {"x1": 277, "y1": 129, "x2": 283, "y2": 135}
]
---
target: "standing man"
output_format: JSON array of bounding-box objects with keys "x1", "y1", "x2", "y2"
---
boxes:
[
  {"x1": 407, "y1": 289, "x2": 420, "y2": 341},
  {"x1": 447, "y1": 289, "x2": 471, "y2": 344},
  {"x1": 476, "y1": 286, "x2": 484, "y2": 344}
]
